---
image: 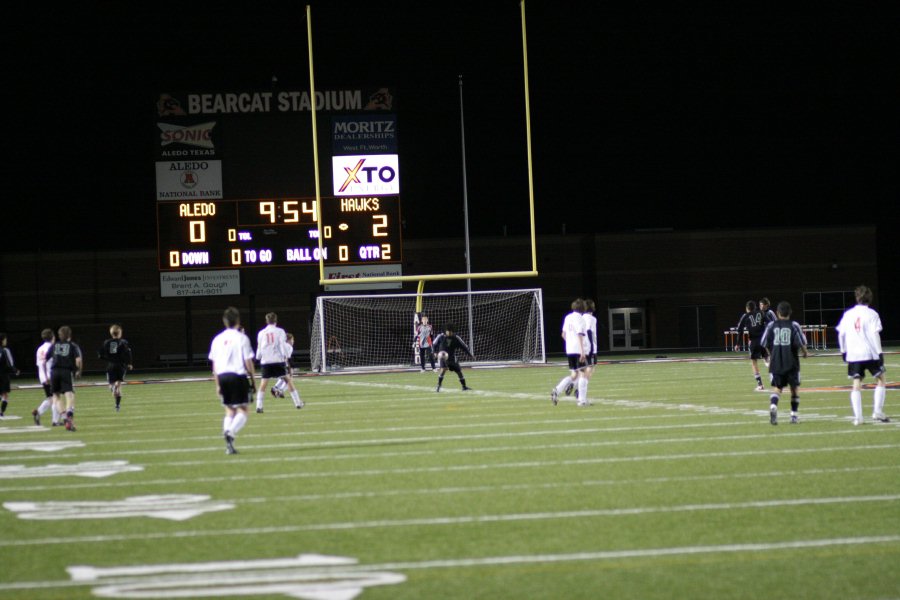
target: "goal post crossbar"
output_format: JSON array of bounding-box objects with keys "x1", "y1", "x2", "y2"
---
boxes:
[{"x1": 321, "y1": 270, "x2": 538, "y2": 287}]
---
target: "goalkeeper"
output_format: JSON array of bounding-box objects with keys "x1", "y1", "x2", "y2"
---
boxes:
[
  {"x1": 432, "y1": 324, "x2": 473, "y2": 392},
  {"x1": 414, "y1": 314, "x2": 436, "y2": 371}
]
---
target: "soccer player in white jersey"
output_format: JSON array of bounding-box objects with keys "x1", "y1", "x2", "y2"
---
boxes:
[
  {"x1": 271, "y1": 333, "x2": 295, "y2": 398},
  {"x1": 551, "y1": 298, "x2": 587, "y2": 406},
  {"x1": 576, "y1": 299, "x2": 599, "y2": 406},
  {"x1": 31, "y1": 329, "x2": 56, "y2": 426},
  {"x1": 255, "y1": 312, "x2": 303, "y2": 412},
  {"x1": 209, "y1": 307, "x2": 256, "y2": 455},
  {"x1": 837, "y1": 285, "x2": 889, "y2": 425}
]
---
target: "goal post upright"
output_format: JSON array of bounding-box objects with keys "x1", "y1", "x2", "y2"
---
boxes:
[{"x1": 305, "y1": 4, "x2": 326, "y2": 287}]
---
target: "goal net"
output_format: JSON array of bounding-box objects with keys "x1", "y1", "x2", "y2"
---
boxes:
[{"x1": 310, "y1": 289, "x2": 545, "y2": 372}]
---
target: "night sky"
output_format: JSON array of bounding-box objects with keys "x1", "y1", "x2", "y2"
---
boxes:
[{"x1": 8, "y1": 2, "x2": 898, "y2": 251}]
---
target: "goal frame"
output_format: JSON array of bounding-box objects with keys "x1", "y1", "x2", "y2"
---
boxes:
[{"x1": 310, "y1": 288, "x2": 546, "y2": 372}]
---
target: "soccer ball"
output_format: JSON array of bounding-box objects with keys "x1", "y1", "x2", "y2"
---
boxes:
[{"x1": 437, "y1": 351, "x2": 448, "y2": 362}]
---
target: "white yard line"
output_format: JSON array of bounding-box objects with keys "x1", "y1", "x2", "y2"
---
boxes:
[{"x1": 2, "y1": 493, "x2": 898, "y2": 548}]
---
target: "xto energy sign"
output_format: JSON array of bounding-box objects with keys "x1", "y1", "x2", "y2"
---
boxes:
[{"x1": 332, "y1": 155, "x2": 400, "y2": 196}]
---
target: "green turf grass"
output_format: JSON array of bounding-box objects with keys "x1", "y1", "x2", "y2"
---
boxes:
[{"x1": 0, "y1": 352, "x2": 897, "y2": 599}]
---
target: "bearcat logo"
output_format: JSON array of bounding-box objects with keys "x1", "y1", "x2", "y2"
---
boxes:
[
  {"x1": 158, "y1": 122, "x2": 216, "y2": 149},
  {"x1": 157, "y1": 93, "x2": 186, "y2": 116},
  {"x1": 365, "y1": 88, "x2": 393, "y2": 110}
]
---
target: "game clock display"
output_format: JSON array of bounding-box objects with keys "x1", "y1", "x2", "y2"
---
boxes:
[{"x1": 157, "y1": 196, "x2": 401, "y2": 270}]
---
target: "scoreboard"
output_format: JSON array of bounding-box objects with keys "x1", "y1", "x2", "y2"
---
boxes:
[
  {"x1": 157, "y1": 196, "x2": 401, "y2": 269},
  {"x1": 154, "y1": 88, "x2": 402, "y2": 271}
]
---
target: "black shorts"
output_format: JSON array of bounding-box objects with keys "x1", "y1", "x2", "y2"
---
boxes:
[
  {"x1": 585, "y1": 354, "x2": 597, "y2": 366},
  {"x1": 848, "y1": 360, "x2": 885, "y2": 380},
  {"x1": 261, "y1": 363, "x2": 287, "y2": 379},
  {"x1": 106, "y1": 364, "x2": 127, "y2": 384},
  {"x1": 42, "y1": 383, "x2": 52, "y2": 397},
  {"x1": 567, "y1": 354, "x2": 587, "y2": 371},
  {"x1": 50, "y1": 370, "x2": 75, "y2": 395},
  {"x1": 748, "y1": 339, "x2": 765, "y2": 360},
  {"x1": 770, "y1": 369, "x2": 800, "y2": 390},
  {"x1": 218, "y1": 373, "x2": 251, "y2": 407},
  {"x1": 0, "y1": 375, "x2": 9, "y2": 395}
]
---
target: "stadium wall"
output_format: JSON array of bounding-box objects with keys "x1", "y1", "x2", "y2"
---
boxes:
[{"x1": 0, "y1": 226, "x2": 877, "y2": 372}]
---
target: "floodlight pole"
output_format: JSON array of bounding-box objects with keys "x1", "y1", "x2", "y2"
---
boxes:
[{"x1": 459, "y1": 74, "x2": 475, "y2": 356}]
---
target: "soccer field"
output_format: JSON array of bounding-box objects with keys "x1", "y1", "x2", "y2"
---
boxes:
[{"x1": 1, "y1": 352, "x2": 898, "y2": 599}]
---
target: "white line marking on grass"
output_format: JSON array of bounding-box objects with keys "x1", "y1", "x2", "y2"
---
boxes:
[
  {"x1": 4, "y1": 494, "x2": 234, "y2": 522},
  {"x1": 0, "y1": 441, "x2": 84, "y2": 453},
  {"x1": 1, "y1": 536, "x2": 899, "y2": 596},
  {"x1": 2, "y1": 493, "x2": 898, "y2": 547},
  {"x1": 0, "y1": 461, "x2": 143, "y2": 479},
  {"x1": 5, "y1": 435, "x2": 899, "y2": 494}
]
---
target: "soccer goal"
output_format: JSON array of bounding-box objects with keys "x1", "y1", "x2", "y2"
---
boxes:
[{"x1": 310, "y1": 289, "x2": 545, "y2": 372}]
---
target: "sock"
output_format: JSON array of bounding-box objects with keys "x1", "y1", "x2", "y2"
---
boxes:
[
  {"x1": 0, "y1": 400, "x2": 6, "y2": 414},
  {"x1": 755, "y1": 373, "x2": 763, "y2": 386},
  {"x1": 874, "y1": 385, "x2": 886, "y2": 416},
  {"x1": 850, "y1": 390, "x2": 862, "y2": 421},
  {"x1": 231, "y1": 412, "x2": 248, "y2": 435},
  {"x1": 459, "y1": 377, "x2": 467, "y2": 389},
  {"x1": 791, "y1": 396, "x2": 799, "y2": 415},
  {"x1": 555, "y1": 376, "x2": 572, "y2": 395},
  {"x1": 256, "y1": 390, "x2": 264, "y2": 410},
  {"x1": 437, "y1": 375, "x2": 444, "y2": 388},
  {"x1": 770, "y1": 393, "x2": 779, "y2": 408},
  {"x1": 223, "y1": 414, "x2": 234, "y2": 434},
  {"x1": 578, "y1": 377, "x2": 589, "y2": 403},
  {"x1": 290, "y1": 390, "x2": 301, "y2": 407},
  {"x1": 52, "y1": 404, "x2": 60, "y2": 423},
  {"x1": 274, "y1": 378, "x2": 286, "y2": 393},
  {"x1": 115, "y1": 393, "x2": 121, "y2": 407},
  {"x1": 37, "y1": 399, "x2": 51, "y2": 415}
]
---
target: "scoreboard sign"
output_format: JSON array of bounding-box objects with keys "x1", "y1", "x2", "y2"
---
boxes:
[
  {"x1": 157, "y1": 196, "x2": 401, "y2": 268},
  {"x1": 154, "y1": 88, "x2": 402, "y2": 271}
]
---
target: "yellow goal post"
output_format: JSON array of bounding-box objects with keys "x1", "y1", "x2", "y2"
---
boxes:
[{"x1": 305, "y1": 2, "x2": 538, "y2": 287}]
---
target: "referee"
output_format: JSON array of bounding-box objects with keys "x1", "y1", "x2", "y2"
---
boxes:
[{"x1": 208, "y1": 307, "x2": 256, "y2": 455}]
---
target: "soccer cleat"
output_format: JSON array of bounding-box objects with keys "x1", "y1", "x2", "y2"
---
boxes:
[
  {"x1": 852, "y1": 418, "x2": 863, "y2": 426},
  {"x1": 551, "y1": 389, "x2": 558, "y2": 406},
  {"x1": 65, "y1": 418, "x2": 76, "y2": 432},
  {"x1": 295, "y1": 400, "x2": 304, "y2": 409},
  {"x1": 769, "y1": 405, "x2": 778, "y2": 426},
  {"x1": 435, "y1": 385, "x2": 442, "y2": 392},
  {"x1": 873, "y1": 413, "x2": 891, "y2": 423},
  {"x1": 790, "y1": 415, "x2": 799, "y2": 424},
  {"x1": 755, "y1": 385, "x2": 766, "y2": 392},
  {"x1": 577, "y1": 400, "x2": 589, "y2": 407},
  {"x1": 32, "y1": 409, "x2": 40, "y2": 426},
  {"x1": 564, "y1": 382, "x2": 574, "y2": 396},
  {"x1": 461, "y1": 386, "x2": 471, "y2": 391},
  {"x1": 256, "y1": 408, "x2": 264, "y2": 414},
  {"x1": 224, "y1": 432, "x2": 237, "y2": 455}
]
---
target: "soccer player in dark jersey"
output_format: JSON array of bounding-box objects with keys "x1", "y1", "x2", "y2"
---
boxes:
[
  {"x1": 761, "y1": 301, "x2": 808, "y2": 425},
  {"x1": 99, "y1": 324, "x2": 133, "y2": 412},
  {"x1": 734, "y1": 300, "x2": 768, "y2": 390},
  {"x1": 758, "y1": 297, "x2": 777, "y2": 366},
  {"x1": 49, "y1": 326, "x2": 83, "y2": 431},
  {"x1": 432, "y1": 324, "x2": 473, "y2": 392},
  {"x1": 0, "y1": 333, "x2": 21, "y2": 418}
]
